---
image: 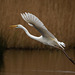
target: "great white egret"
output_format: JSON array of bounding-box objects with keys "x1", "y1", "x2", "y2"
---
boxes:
[{"x1": 11, "y1": 12, "x2": 75, "y2": 64}]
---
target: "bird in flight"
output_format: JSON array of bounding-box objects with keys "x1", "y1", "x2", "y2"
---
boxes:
[{"x1": 11, "y1": 12, "x2": 75, "y2": 64}]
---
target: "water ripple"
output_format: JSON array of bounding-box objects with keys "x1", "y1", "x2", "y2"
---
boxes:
[{"x1": 31, "y1": 70, "x2": 75, "y2": 74}]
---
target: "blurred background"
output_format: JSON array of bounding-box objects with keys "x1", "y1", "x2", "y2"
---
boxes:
[
  {"x1": 0, "y1": 0, "x2": 75, "y2": 49},
  {"x1": 0, "y1": 0, "x2": 75, "y2": 75}
]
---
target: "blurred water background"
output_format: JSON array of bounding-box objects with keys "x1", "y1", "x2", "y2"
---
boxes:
[{"x1": 0, "y1": 0, "x2": 75, "y2": 75}]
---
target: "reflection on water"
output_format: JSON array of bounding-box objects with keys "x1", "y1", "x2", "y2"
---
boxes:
[
  {"x1": 0, "y1": 49, "x2": 4, "y2": 71},
  {"x1": 0, "y1": 49, "x2": 75, "y2": 75}
]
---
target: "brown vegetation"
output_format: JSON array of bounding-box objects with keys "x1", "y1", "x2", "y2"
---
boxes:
[{"x1": 0, "y1": 0, "x2": 75, "y2": 48}]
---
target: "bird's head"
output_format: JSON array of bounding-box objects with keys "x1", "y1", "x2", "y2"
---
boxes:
[{"x1": 10, "y1": 24, "x2": 23, "y2": 28}]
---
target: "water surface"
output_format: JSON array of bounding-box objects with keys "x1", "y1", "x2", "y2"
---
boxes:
[{"x1": 0, "y1": 49, "x2": 75, "y2": 75}]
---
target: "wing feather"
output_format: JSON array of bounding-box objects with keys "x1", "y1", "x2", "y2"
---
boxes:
[{"x1": 20, "y1": 12, "x2": 55, "y2": 39}]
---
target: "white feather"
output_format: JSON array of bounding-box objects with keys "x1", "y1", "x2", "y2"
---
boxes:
[{"x1": 20, "y1": 12, "x2": 56, "y2": 38}]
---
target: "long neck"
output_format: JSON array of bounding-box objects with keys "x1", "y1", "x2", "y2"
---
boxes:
[{"x1": 20, "y1": 26, "x2": 41, "y2": 41}]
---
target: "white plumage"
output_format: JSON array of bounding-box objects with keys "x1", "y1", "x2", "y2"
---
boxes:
[
  {"x1": 20, "y1": 12, "x2": 65, "y2": 49},
  {"x1": 21, "y1": 12, "x2": 55, "y2": 38},
  {"x1": 11, "y1": 12, "x2": 75, "y2": 64}
]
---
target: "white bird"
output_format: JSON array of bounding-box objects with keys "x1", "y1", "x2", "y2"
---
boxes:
[{"x1": 11, "y1": 12, "x2": 75, "y2": 64}]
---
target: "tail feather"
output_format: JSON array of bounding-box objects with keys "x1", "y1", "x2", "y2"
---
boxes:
[
  {"x1": 57, "y1": 42, "x2": 65, "y2": 50},
  {"x1": 60, "y1": 42, "x2": 65, "y2": 47}
]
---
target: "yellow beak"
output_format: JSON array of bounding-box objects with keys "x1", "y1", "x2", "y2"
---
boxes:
[{"x1": 10, "y1": 25, "x2": 18, "y2": 28}]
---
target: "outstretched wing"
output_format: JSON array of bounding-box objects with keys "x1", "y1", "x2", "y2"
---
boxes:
[{"x1": 20, "y1": 12, "x2": 55, "y2": 39}]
